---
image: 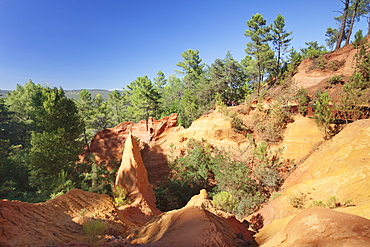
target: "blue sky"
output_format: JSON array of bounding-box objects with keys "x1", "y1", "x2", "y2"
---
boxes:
[{"x1": 0, "y1": 0, "x2": 368, "y2": 90}]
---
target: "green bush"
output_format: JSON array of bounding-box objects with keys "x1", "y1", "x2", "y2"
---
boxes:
[
  {"x1": 112, "y1": 186, "x2": 130, "y2": 207},
  {"x1": 289, "y1": 192, "x2": 306, "y2": 209},
  {"x1": 161, "y1": 138, "x2": 286, "y2": 219},
  {"x1": 83, "y1": 219, "x2": 106, "y2": 247},
  {"x1": 212, "y1": 191, "x2": 237, "y2": 213},
  {"x1": 327, "y1": 75, "x2": 344, "y2": 88}
]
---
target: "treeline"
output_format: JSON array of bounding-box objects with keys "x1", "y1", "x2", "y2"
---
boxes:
[{"x1": 1, "y1": 9, "x2": 369, "y2": 202}]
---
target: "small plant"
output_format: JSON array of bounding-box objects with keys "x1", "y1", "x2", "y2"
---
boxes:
[
  {"x1": 270, "y1": 191, "x2": 281, "y2": 201},
  {"x1": 212, "y1": 191, "x2": 237, "y2": 214},
  {"x1": 289, "y1": 192, "x2": 306, "y2": 209},
  {"x1": 79, "y1": 208, "x2": 87, "y2": 216},
  {"x1": 316, "y1": 55, "x2": 327, "y2": 69},
  {"x1": 309, "y1": 200, "x2": 325, "y2": 207},
  {"x1": 325, "y1": 196, "x2": 340, "y2": 209},
  {"x1": 295, "y1": 88, "x2": 310, "y2": 116},
  {"x1": 326, "y1": 75, "x2": 344, "y2": 88},
  {"x1": 83, "y1": 219, "x2": 106, "y2": 247},
  {"x1": 112, "y1": 186, "x2": 129, "y2": 207}
]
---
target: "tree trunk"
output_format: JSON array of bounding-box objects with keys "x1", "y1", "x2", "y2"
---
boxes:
[
  {"x1": 345, "y1": 0, "x2": 360, "y2": 45},
  {"x1": 336, "y1": 0, "x2": 350, "y2": 50}
]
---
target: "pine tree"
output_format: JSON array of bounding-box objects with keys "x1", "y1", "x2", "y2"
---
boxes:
[
  {"x1": 126, "y1": 76, "x2": 160, "y2": 122},
  {"x1": 313, "y1": 92, "x2": 337, "y2": 139},
  {"x1": 271, "y1": 13, "x2": 293, "y2": 77},
  {"x1": 245, "y1": 13, "x2": 275, "y2": 95}
]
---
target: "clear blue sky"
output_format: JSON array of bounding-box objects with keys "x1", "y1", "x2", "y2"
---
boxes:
[{"x1": 0, "y1": 0, "x2": 368, "y2": 90}]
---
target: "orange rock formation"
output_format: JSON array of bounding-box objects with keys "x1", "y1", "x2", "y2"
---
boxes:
[
  {"x1": 115, "y1": 133, "x2": 161, "y2": 218},
  {"x1": 256, "y1": 207, "x2": 370, "y2": 246},
  {"x1": 0, "y1": 189, "x2": 132, "y2": 246},
  {"x1": 127, "y1": 190, "x2": 255, "y2": 246},
  {"x1": 80, "y1": 113, "x2": 178, "y2": 169},
  {"x1": 251, "y1": 119, "x2": 370, "y2": 245}
]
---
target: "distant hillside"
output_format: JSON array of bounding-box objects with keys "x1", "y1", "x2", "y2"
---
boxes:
[
  {"x1": 64, "y1": 89, "x2": 112, "y2": 101},
  {"x1": 0, "y1": 89, "x2": 113, "y2": 101},
  {"x1": 0, "y1": 90, "x2": 11, "y2": 98}
]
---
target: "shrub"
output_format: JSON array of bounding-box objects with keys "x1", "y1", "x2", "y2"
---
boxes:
[
  {"x1": 83, "y1": 219, "x2": 106, "y2": 247},
  {"x1": 212, "y1": 191, "x2": 237, "y2": 214},
  {"x1": 289, "y1": 192, "x2": 306, "y2": 209},
  {"x1": 252, "y1": 102, "x2": 292, "y2": 142},
  {"x1": 112, "y1": 186, "x2": 130, "y2": 207},
  {"x1": 313, "y1": 92, "x2": 338, "y2": 139},
  {"x1": 327, "y1": 75, "x2": 344, "y2": 88},
  {"x1": 295, "y1": 88, "x2": 310, "y2": 116},
  {"x1": 161, "y1": 138, "x2": 287, "y2": 219}
]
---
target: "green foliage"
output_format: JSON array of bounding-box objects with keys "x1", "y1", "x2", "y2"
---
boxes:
[
  {"x1": 300, "y1": 41, "x2": 327, "y2": 58},
  {"x1": 218, "y1": 104, "x2": 252, "y2": 135},
  {"x1": 162, "y1": 138, "x2": 285, "y2": 218},
  {"x1": 77, "y1": 158, "x2": 116, "y2": 195},
  {"x1": 271, "y1": 13, "x2": 293, "y2": 77},
  {"x1": 107, "y1": 89, "x2": 129, "y2": 126},
  {"x1": 295, "y1": 88, "x2": 310, "y2": 116},
  {"x1": 154, "y1": 178, "x2": 195, "y2": 211},
  {"x1": 126, "y1": 75, "x2": 161, "y2": 122},
  {"x1": 49, "y1": 170, "x2": 75, "y2": 199},
  {"x1": 3, "y1": 81, "x2": 84, "y2": 198},
  {"x1": 83, "y1": 219, "x2": 106, "y2": 247},
  {"x1": 313, "y1": 92, "x2": 338, "y2": 139},
  {"x1": 353, "y1": 35, "x2": 370, "y2": 80},
  {"x1": 209, "y1": 52, "x2": 247, "y2": 103},
  {"x1": 170, "y1": 138, "x2": 213, "y2": 191},
  {"x1": 289, "y1": 192, "x2": 306, "y2": 209},
  {"x1": 112, "y1": 186, "x2": 130, "y2": 207},
  {"x1": 337, "y1": 73, "x2": 367, "y2": 124},
  {"x1": 325, "y1": 27, "x2": 340, "y2": 50},
  {"x1": 212, "y1": 191, "x2": 237, "y2": 213},
  {"x1": 252, "y1": 102, "x2": 292, "y2": 142},
  {"x1": 327, "y1": 75, "x2": 344, "y2": 88},
  {"x1": 245, "y1": 13, "x2": 275, "y2": 95},
  {"x1": 289, "y1": 190, "x2": 354, "y2": 210}
]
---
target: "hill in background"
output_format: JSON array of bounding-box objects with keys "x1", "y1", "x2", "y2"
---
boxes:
[{"x1": 1, "y1": 89, "x2": 114, "y2": 101}]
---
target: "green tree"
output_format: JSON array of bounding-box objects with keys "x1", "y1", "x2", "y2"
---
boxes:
[
  {"x1": 313, "y1": 92, "x2": 337, "y2": 139},
  {"x1": 6, "y1": 82, "x2": 83, "y2": 197},
  {"x1": 209, "y1": 52, "x2": 247, "y2": 103},
  {"x1": 126, "y1": 76, "x2": 160, "y2": 122},
  {"x1": 338, "y1": 73, "x2": 366, "y2": 123},
  {"x1": 107, "y1": 89, "x2": 129, "y2": 126},
  {"x1": 160, "y1": 75, "x2": 184, "y2": 119},
  {"x1": 27, "y1": 87, "x2": 83, "y2": 192},
  {"x1": 176, "y1": 49, "x2": 205, "y2": 87},
  {"x1": 153, "y1": 70, "x2": 167, "y2": 95},
  {"x1": 325, "y1": 27, "x2": 341, "y2": 50},
  {"x1": 76, "y1": 89, "x2": 95, "y2": 147},
  {"x1": 300, "y1": 41, "x2": 328, "y2": 58},
  {"x1": 90, "y1": 94, "x2": 111, "y2": 131},
  {"x1": 245, "y1": 13, "x2": 275, "y2": 95},
  {"x1": 336, "y1": 0, "x2": 350, "y2": 49},
  {"x1": 271, "y1": 13, "x2": 293, "y2": 77}
]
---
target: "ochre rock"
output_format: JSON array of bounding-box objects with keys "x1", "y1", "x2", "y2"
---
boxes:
[
  {"x1": 256, "y1": 207, "x2": 370, "y2": 246},
  {"x1": 80, "y1": 113, "x2": 178, "y2": 169},
  {"x1": 292, "y1": 42, "x2": 357, "y2": 91},
  {"x1": 115, "y1": 133, "x2": 161, "y2": 218},
  {"x1": 0, "y1": 189, "x2": 131, "y2": 247},
  {"x1": 249, "y1": 119, "x2": 370, "y2": 234},
  {"x1": 152, "y1": 108, "x2": 248, "y2": 161},
  {"x1": 276, "y1": 115, "x2": 323, "y2": 162},
  {"x1": 184, "y1": 189, "x2": 255, "y2": 242},
  {"x1": 127, "y1": 191, "x2": 255, "y2": 247}
]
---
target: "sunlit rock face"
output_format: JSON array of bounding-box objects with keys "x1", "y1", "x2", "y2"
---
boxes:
[{"x1": 115, "y1": 133, "x2": 161, "y2": 217}]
